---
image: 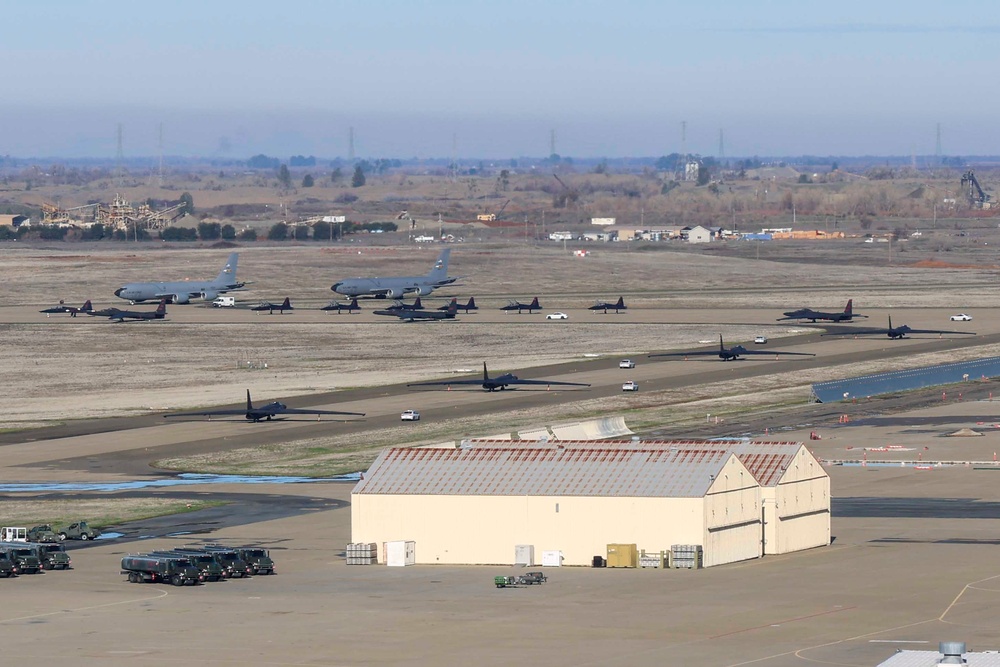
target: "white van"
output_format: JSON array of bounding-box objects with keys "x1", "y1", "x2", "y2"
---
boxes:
[{"x1": 212, "y1": 296, "x2": 236, "y2": 308}]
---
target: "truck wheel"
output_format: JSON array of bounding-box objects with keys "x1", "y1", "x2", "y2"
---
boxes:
[
  {"x1": 43, "y1": 562, "x2": 53, "y2": 570},
  {"x1": 80, "y1": 533, "x2": 90, "y2": 541},
  {"x1": 127, "y1": 572, "x2": 136, "y2": 583},
  {"x1": 172, "y1": 575, "x2": 184, "y2": 586}
]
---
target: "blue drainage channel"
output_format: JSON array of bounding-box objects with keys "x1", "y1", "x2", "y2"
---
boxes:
[{"x1": 0, "y1": 472, "x2": 361, "y2": 493}]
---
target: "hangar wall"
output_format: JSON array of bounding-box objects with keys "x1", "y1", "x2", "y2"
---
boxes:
[
  {"x1": 703, "y1": 458, "x2": 764, "y2": 566},
  {"x1": 351, "y1": 494, "x2": 707, "y2": 566},
  {"x1": 770, "y1": 446, "x2": 830, "y2": 554}
]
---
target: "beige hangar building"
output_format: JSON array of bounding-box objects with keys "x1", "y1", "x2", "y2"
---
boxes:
[{"x1": 351, "y1": 440, "x2": 830, "y2": 567}]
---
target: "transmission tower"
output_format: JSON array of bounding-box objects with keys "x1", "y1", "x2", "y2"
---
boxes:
[
  {"x1": 115, "y1": 123, "x2": 125, "y2": 187},
  {"x1": 157, "y1": 122, "x2": 164, "y2": 187},
  {"x1": 348, "y1": 126, "x2": 355, "y2": 162},
  {"x1": 550, "y1": 128, "x2": 556, "y2": 157}
]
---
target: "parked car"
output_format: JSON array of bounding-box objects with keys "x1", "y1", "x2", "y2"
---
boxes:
[
  {"x1": 753, "y1": 335, "x2": 768, "y2": 344},
  {"x1": 619, "y1": 359, "x2": 635, "y2": 369},
  {"x1": 950, "y1": 313, "x2": 972, "y2": 321},
  {"x1": 622, "y1": 381, "x2": 639, "y2": 392},
  {"x1": 400, "y1": 409, "x2": 421, "y2": 421},
  {"x1": 545, "y1": 312, "x2": 569, "y2": 320}
]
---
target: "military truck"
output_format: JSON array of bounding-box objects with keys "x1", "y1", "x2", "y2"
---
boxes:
[
  {"x1": 120, "y1": 554, "x2": 202, "y2": 586},
  {"x1": 36, "y1": 543, "x2": 72, "y2": 570},
  {"x1": 221, "y1": 545, "x2": 275, "y2": 575},
  {"x1": 0, "y1": 552, "x2": 18, "y2": 578},
  {"x1": 174, "y1": 546, "x2": 251, "y2": 578},
  {"x1": 57, "y1": 521, "x2": 101, "y2": 541},
  {"x1": 149, "y1": 551, "x2": 225, "y2": 581},
  {"x1": 0, "y1": 543, "x2": 42, "y2": 574},
  {"x1": 27, "y1": 525, "x2": 60, "y2": 543}
]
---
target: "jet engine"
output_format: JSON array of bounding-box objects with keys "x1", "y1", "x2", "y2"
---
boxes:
[
  {"x1": 172, "y1": 294, "x2": 190, "y2": 304},
  {"x1": 386, "y1": 287, "x2": 406, "y2": 299},
  {"x1": 201, "y1": 290, "x2": 218, "y2": 301},
  {"x1": 416, "y1": 286, "x2": 434, "y2": 296}
]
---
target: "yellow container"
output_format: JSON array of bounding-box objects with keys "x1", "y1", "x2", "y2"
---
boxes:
[{"x1": 606, "y1": 543, "x2": 638, "y2": 568}]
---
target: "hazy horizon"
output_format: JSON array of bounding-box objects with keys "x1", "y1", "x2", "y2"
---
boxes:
[{"x1": 7, "y1": 1, "x2": 999, "y2": 158}]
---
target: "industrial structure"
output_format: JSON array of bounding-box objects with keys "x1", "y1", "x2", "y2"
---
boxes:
[
  {"x1": 40, "y1": 194, "x2": 186, "y2": 232},
  {"x1": 351, "y1": 440, "x2": 829, "y2": 567}
]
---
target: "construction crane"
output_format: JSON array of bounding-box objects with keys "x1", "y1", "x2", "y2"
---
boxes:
[
  {"x1": 476, "y1": 199, "x2": 510, "y2": 222},
  {"x1": 961, "y1": 170, "x2": 992, "y2": 208},
  {"x1": 552, "y1": 174, "x2": 579, "y2": 208}
]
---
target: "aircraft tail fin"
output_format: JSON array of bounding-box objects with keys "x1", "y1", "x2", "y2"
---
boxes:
[
  {"x1": 81, "y1": 300, "x2": 92, "y2": 312},
  {"x1": 246, "y1": 389, "x2": 254, "y2": 410},
  {"x1": 155, "y1": 299, "x2": 167, "y2": 315},
  {"x1": 426, "y1": 248, "x2": 451, "y2": 281},
  {"x1": 413, "y1": 297, "x2": 422, "y2": 309},
  {"x1": 529, "y1": 297, "x2": 540, "y2": 309},
  {"x1": 281, "y1": 297, "x2": 291, "y2": 309},
  {"x1": 466, "y1": 297, "x2": 476, "y2": 310},
  {"x1": 888, "y1": 314, "x2": 892, "y2": 330},
  {"x1": 215, "y1": 252, "x2": 239, "y2": 285},
  {"x1": 615, "y1": 296, "x2": 625, "y2": 309},
  {"x1": 844, "y1": 299, "x2": 853, "y2": 316},
  {"x1": 483, "y1": 362, "x2": 489, "y2": 382},
  {"x1": 719, "y1": 333, "x2": 725, "y2": 351},
  {"x1": 349, "y1": 298, "x2": 359, "y2": 309}
]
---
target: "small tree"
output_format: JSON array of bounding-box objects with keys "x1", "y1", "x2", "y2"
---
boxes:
[
  {"x1": 277, "y1": 164, "x2": 291, "y2": 188},
  {"x1": 179, "y1": 192, "x2": 195, "y2": 216},
  {"x1": 267, "y1": 222, "x2": 288, "y2": 241},
  {"x1": 293, "y1": 225, "x2": 310, "y2": 241},
  {"x1": 696, "y1": 164, "x2": 711, "y2": 186},
  {"x1": 302, "y1": 174, "x2": 314, "y2": 188},
  {"x1": 198, "y1": 221, "x2": 221, "y2": 240},
  {"x1": 237, "y1": 228, "x2": 258, "y2": 242},
  {"x1": 331, "y1": 167, "x2": 343, "y2": 184},
  {"x1": 221, "y1": 224, "x2": 236, "y2": 240},
  {"x1": 351, "y1": 165, "x2": 366, "y2": 188}
]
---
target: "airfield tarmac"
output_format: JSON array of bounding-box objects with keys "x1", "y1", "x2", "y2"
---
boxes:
[{"x1": 4, "y1": 244, "x2": 1000, "y2": 665}]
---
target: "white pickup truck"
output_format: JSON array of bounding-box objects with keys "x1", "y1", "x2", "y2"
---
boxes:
[{"x1": 622, "y1": 381, "x2": 639, "y2": 392}]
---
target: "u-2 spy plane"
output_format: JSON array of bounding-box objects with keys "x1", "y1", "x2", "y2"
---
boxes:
[
  {"x1": 251, "y1": 297, "x2": 293, "y2": 315},
  {"x1": 778, "y1": 299, "x2": 866, "y2": 323},
  {"x1": 40, "y1": 300, "x2": 92, "y2": 317},
  {"x1": 331, "y1": 248, "x2": 457, "y2": 299},
  {"x1": 821, "y1": 314, "x2": 977, "y2": 340},
  {"x1": 164, "y1": 389, "x2": 365, "y2": 422},
  {"x1": 589, "y1": 297, "x2": 627, "y2": 313},
  {"x1": 320, "y1": 298, "x2": 361, "y2": 314},
  {"x1": 114, "y1": 252, "x2": 244, "y2": 304},
  {"x1": 500, "y1": 297, "x2": 541, "y2": 314},
  {"x1": 407, "y1": 362, "x2": 590, "y2": 392},
  {"x1": 438, "y1": 297, "x2": 477, "y2": 313},
  {"x1": 88, "y1": 299, "x2": 167, "y2": 322},
  {"x1": 649, "y1": 334, "x2": 816, "y2": 362},
  {"x1": 373, "y1": 301, "x2": 458, "y2": 322}
]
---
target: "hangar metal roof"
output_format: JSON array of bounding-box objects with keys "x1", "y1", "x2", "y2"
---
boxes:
[
  {"x1": 812, "y1": 356, "x2": 1000, "y2": 403},
  {"x1": 465, "y1": 439, "x2": 807, "y2": 487},
  {"x1": 353, "y1": 446, "x2": 738, "y2": 498}
]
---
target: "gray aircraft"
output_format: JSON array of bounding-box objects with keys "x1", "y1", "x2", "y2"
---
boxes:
[
  {"x1": 649, "y1": 334, "x2": 815, "y2": 362},
  {"x1": 407, "y1": 362, "x2": 590, "y2": 392},
  {"x1": 331, "y1": 248, "x2": 456, "y2": 299},
  {"x1": 820, "y1": 315, "x2": 976, "y2": 340},
  {"x1": 88, "y1": 299, "x2": 168, "y2": 323},
  {"x1": 164, "y1": 389, "x2": 365, "y2": 422},
  {"x1": 114, "y1": 252, "x2": 244, "y2": 304},
  {"x1": 373, "y1": 302, "x2": 458, "y2": 322}
]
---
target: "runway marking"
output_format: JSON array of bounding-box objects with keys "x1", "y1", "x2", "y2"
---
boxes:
[
  {"x1": 0, "y1": 588, "x2": 169, "y2": 624},
  {"x1": 710, "y1": 607, "x2": 857, "y2": 640},
  {"x1": 722, "y1": 572, "x2": 1000, "y2": 666}
]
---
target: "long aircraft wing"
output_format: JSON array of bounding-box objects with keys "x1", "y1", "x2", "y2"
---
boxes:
[
  {"x1": 164, "y1": 409, "x2": 250, "y2": 418},
  {"x1": 279, "y1": 407, "x2": 366, "y2": 416},
  {"x1": 507, "y1": 379, "x2": 590, "y2": 387},
  {"x1": 407, "y1": 379, "x2": 484, "y2": 387},
  {"x1": 821, "y1": 328, "x2": 975, "y2": 337},
  {"x1": 649, "y1": 350, "x2": 721, "y2": 358}
]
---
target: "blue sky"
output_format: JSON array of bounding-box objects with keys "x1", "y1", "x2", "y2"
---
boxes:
[{"x1": 6, "y1": 0, "x2": 1000, "y2": 158}]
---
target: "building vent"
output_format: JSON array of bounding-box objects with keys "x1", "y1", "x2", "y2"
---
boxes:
[{"x1": 938, "y1": 642, "x2": 967, "y2": 665}]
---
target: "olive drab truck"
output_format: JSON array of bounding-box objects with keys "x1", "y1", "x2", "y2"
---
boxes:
[{"x1": 121, "y1": 554, "x2": 202, "y2": 586}]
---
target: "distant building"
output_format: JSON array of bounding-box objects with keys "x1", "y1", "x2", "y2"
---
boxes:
[
  {"x1": 685, "y1": 226, "x2": 713, "y2": 244},
  {"x1": 590, "y1": 217, "x2": 616, "y2": 226},
  {"x1": 0, "y1": 214, "x2": 29, "y2": 228},
  {"x1": 548, "y1": 231, "x2": 574, "y2": 241}
]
